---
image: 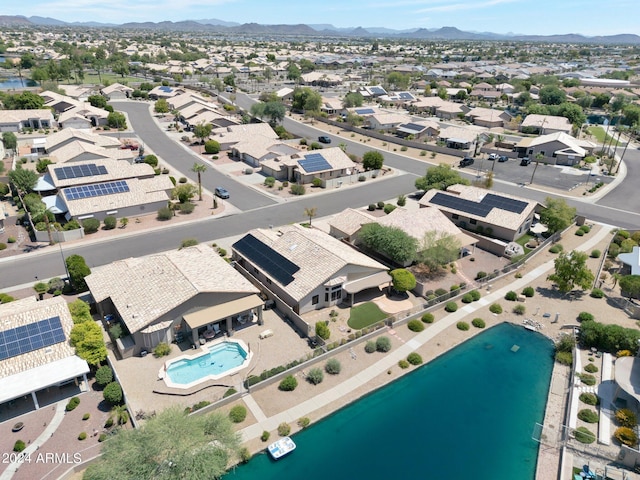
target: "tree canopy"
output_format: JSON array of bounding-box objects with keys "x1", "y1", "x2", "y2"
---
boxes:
[
  {"x1": 8, "y1": 166, "x2": 39, "y2": 193},
  {"x1": 540, "y1": 197, "x2": 576, "y2": 233},
  {"x1": 547, "y1": 250, "x2": 595, "y2": 293},
  {"x1": 84, "y1": 407, "x2": 242, "y2": 480},
  {"x1": 70, "y1": 320, "x2": 107, "y2": 366},
  {"x1": 415, "y1": 163, "x2": 470, "y2": 192},
  {"x1": 343, "y1": 92, "x2": 364, "y2": 108},
  {"x1": 416, "y1": 231, "x2": 461, "y2": 272},
  {"x1": 65, "y1": 254, "x2": 91, "y2": 292},
  {"x1": 619, "y1": 275, "x2": 640, "y2": 300},
  {"x1": 292, "y1": 87, "x2": 322, "y2": 113},
  {"x1": 362, "y1": 151, "x2": 384, "y2": 171},
  {"x1": 389, "y1": 269, "x2": 416, "y2": 293},
  {"x1": 358, "y1": 223, "x2": 418, "y2": 265},
  {"x1": 2, "y1": 132, "x2": 17, "y2": 150}
]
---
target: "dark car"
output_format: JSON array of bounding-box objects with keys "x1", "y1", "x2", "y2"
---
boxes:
[
  {"x1": 318, "y1": 136, "x2": 331, "y2": 144},
  {"x1": 215, "y1": 187, "x2": 230, "y2": 199},
  {"x1": 520, "y1": 157, "x2": 531, "y2": 166},
  {"x1": 498, "y1": 155, "x2": 509, "y2": 162},
  {"x1": 459, "y1": 157, "x2": 474, "y2": 168}
]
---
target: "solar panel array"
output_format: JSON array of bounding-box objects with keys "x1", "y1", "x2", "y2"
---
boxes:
[
  {"x1": 430, "y1": 192, "x2": 528, "y2": 218},
  {"x1": 402, "y1": 123, "x2": 425, "y2": 132},
  {"x1": 298, "y1": 153, "x2": 332, "y2": 173},
  {"x1": 159, "y1": 86, "x2": 173, "y2": 92},
  {"x1": 54, "y1": 163, "x2": 108, "y2": 180},
  {"x1": 369, "y1": 86, "x2": 386, "y2": 95},
  {"x1": 233, "y1": 234, "x2": 300, "y2": 286},
  {"x1": 0, "y1": 316, "x2": 66, "y2": 361},
  {"x1": 398, "y1": 92, "x2": 413, "y2": 100},
  {"x1": 63, "y1": 180, "x2": 129, "y2": 201},
  {"x1": 355, "y1": 108, "x2": 375, "y2": 115}
]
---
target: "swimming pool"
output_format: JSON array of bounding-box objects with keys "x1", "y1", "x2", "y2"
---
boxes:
[
  {"x1": 225, "y1": 323, "x2": 553, "y2": 480},
  {"x1": 162, "y1": 339, "x2": 252, "y2": 389}
]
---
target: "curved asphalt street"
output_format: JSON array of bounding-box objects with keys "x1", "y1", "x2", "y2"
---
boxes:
[{"x1": 2, "y1": 98, "x2": 640, "y2": 289}]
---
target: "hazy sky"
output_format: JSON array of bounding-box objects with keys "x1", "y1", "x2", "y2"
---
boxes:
[{"x1": 6, "y1": 0, "x2": 639, "y2": 36}]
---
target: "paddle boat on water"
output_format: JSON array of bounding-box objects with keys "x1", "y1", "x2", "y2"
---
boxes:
[{"x1": 267, "y1": 436, "x2": 296, "y2": 459}]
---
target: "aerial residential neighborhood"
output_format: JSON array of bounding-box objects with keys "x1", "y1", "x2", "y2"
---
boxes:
[{"x1": 1, "y1": 10, "x2": 640, "y2": 480}]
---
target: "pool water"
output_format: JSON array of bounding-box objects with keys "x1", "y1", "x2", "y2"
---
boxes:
[
  {"x1": 226, "y1": 323, "x2": 554, "y2": 480},
  {"x1": 166, "y1": 342, "x2": 248, "y2": 385}
]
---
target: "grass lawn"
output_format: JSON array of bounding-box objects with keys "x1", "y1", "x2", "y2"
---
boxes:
[
  {"x1": 586, "y1": 126, "x2": 620, "y2": 146},
  {"x1": 347, "y1": 302, "x2": 388, "y2": 330},
  {"x1": 515, "y1": 233, "x2": 534, "y2": 254},
  {"x1": 78, "y1": 74, "x2": 145, "y2": 86}
]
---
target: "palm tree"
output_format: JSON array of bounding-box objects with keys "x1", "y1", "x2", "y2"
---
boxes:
[
  {"x1": 612, "y1": 272, "x2": 622, "y2": 288},
  {"x1": 110, "y1": 404, "x2": 129, "y2": 426},
  {"x1": 304, "y1": 207, "x2": 317, "y2": 227},
  {"x1": 529, "y1": 152, "x2": 545, "y2": 185},
  {"x1": 191, "y1": 163, "x2": 207, "y2": 201}
]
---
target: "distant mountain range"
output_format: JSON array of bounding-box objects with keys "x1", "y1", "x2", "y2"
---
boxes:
[{"x1": 0, "y1": 15, "x2": 638, "y2": 44}]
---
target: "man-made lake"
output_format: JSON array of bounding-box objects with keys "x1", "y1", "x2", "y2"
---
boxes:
[
  {"x1": 0, "y1": 77, "x2": 38, "y2": 89},
  {"x1": 227, "y1": 323, "x2": 554, "y2": 480}
]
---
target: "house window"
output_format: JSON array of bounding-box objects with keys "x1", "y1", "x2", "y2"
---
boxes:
[
  {"x1": 452, "y1": 214, "x2": 459, "y2": 220},
  {"x1": 469, "y1": 218, "x2": 477, "y2": 225},
  {"x1": 266, "y1": 278, "x2": 272, "y2": 285},
  {"x1": 312, "y1": 295, "x2": 319, "y2": 305},
  {"x1": 539, "y1": 151, "x2": 545, "y2": 157},
  {"x1": 325, "y1": 292, "x2": 329, "y2": 302}
]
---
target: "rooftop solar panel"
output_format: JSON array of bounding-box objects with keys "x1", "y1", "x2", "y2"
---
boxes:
[
  {"x1": 159, "y1": 86, "x2": 173, "y2": 92},
  {"x1": 430, "y1": 191, "x2": 529, "y2": 218},
  {"x1": 369, "y1": 86, "x2": 386, "y2": 95},
  {"x1": 54, "y1": 163, "x2": 108, "y2": 181},
  {"x1": 298, "y1": 153, "x2": 332, "y2": 174},
  {"x1": 355, "y1": 108, "x2": 375, "y2": 115},
  {"x1": 233, "y1": 234, "x2": 300, "y2": 286},
  {"x1": 0, "y1": 316, "x2": 65, "y2": 361},
  {"x1": 398, "y1": 92, "x2": 413, "y2": 99},
  {"x1": 63, "y1": 180, "x2": 129, "y2": 201},
  {"x1": 402, "y1": 123, "x2": 426, "y2": 132}
]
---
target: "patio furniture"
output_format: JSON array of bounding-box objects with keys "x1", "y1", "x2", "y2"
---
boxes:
[{"x1": 259, "y1": 329, "x2": 274, "y2": 339}]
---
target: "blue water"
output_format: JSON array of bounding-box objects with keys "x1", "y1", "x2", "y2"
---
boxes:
[
  {"x1": 166, "y1": 342, "x2": 247, "y2": 384},
  {"x1": 0, "y1": 77, "x2": 38, "y2": 89},
  {"x1": 226, "y1": 323, "x2": 553, "y2": 480}
]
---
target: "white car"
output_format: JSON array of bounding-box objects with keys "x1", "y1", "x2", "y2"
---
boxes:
[{"x1": 488, "y1": 153, "x2": 499, "y2": 161}]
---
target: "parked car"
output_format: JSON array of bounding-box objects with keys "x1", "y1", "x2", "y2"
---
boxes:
[
  {"x1": 498, "y1": 155, "x2": 509, "y2": 162},
  {"x1": 215, "y1": 187, "x2": 230, "y2": 199},
  {"x1": 318, "y1": 136, "x2": 331, "y2": 144},
  {"x1": 459, "y1": 157, "x2": 474, "y2": 168},
  {"x1": 120, "y1": 143, "x2": 139, "y2": 150},
  {"x1": 520, "y1": 157, "x2": 531, "y2": 166},
  {"x1": 488, "y1": 153, "x2": 499, "y2": 161}
]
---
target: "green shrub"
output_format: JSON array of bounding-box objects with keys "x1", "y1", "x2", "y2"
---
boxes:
[
  {"x1": 103, "y1": 382, "x2": 123, "y2": 404},
  {"x1": 315, "y1": 321, "x2": 330, "y2": 340},
  {"x1": 422, "y1": 313, "x2": 435, "y2": 323},
  {"x1": 578, "y1": 312, "x2": 594, "y2": 322},
  {"x1": 578, "y1": 410, "x2": 598, "y2": 425},
  {"x1": 579, "y1": 373, "x2": 596, "y2": 386},
  {"x1": 261, "y1": 431, "x2": 270, "y2": 442},
  {"x1": 157, "y1": 207, "x2": 173, "y2": 220},
  {"x1": 445, "y1": 302, "x2": 458, "y2": 312},
  {"x1": 475, "y1": 271, "x2": 487, "y2": 280},
  {"x1": 178, "y1": 177, "x2": 187, "y2": 183},
  {"x1": 179, "y1": 202, "x2": 195, "y2": 214},
  {"x1": 83, "y1": 413, "x2": 91, "y2": 421},
  {"x1": 103, "y1": 216, "x2": 117, "y2": 230},
  {"x1": 457, "y1": 321, "x2": 470, "y2": 331},
  {"x1": 325, "y1": 358, "x2": 341, "y2": 375},
  {"x1": 575, "y1": 229, "x2": 584, "y2": 237},
  {"x1": 82, "y1": 218, "x2": 100, "y2": 234},
  {"x1": 579, "y1": 393, "x2": 598, "y2": 405},
  {"x1": 278, "y1": 422, "x2": 291, "y2": 436},
  {"x1": 450, "y1": 284, "x2": 460, "y2": 292},
  {"x1": 66, "y1": 396, "x2": 80, "y2": 411},
  {"x1": 368, "y1": 203, "x2": 376, "y2": 211},
  {"x1": 407, "y1": 319, "x2": 425, "y2": 332},
  {"x1": 383, "y1": 204, "x2": 396, "y2": 214},
  {"x1": 204, "y1": 139, "x2": 220, "y2": 154},
  {"x1": 7, "y1": 236, "x2": 16, "y2": 243},
  {"x1": 549, "y1": 244, "x2": 563, "y2": 253},
  {"x1": 574, "y1": 427, "x2": 596, "y2": 444},
  {"x1": 505, "y1": 291, "x2": 517, "y2": 301},
  {"x1": 584, "y1": 363, "x2": 598, "y2": 373},
  {"x1": 522, "y1": 286, "x2": 535, "y2": 297},
  {"x1": 614, "y1": 426, "x2": 638, "y2": 447},
  {"x1": 398, "y1": 359, "x2": 410, "y2": 369},
  {"x1": 290, "y1": 183, "x2": 306, "y2": 195},
  {"x1": 555, "y1": 351, "x2": 573, "y2": 365},
  {"x1": 192, "y1": 401, "x2": 211, "y2": 411},
  {"x1": 78, "y1": 431, "x2": 87, "y2": 441},
  {"x1": 472, "y1": 318, "x2": 486, "y2": 328},
  {"x1": 13, "y1": 440, "x2": 26, "y2": 452},
  {"x1": 591, "y1": 249, "x2": 601, "y2": 258},
  {"x1": 512, "y1": 304, "x2": 526, "y2": 315},
  {"x1": 98, "y1": 433, "x2": 107, "y2": 442},
  {"x1": 590, "y1": 288, "x2": 605, "y2": 299},
  {"x1": 461, "y1": 293, "x2": 474, "y2": 304},
  {"x1": 298, "y1": 417, "x2": 311, "y2": 428},
  {"x1": 377, "y1": 201, "x2": 385, "y2": 209},
  {"x1": 364, "y1": 341, "x2": 376, "y2": 353},
  {"x1": 580, "y1": 225, "x2": 591, "y2": 234},
  {"x1": 407, "y1": 353, "x2": 422, "y2": 365},
  {"x1": 229, "y1": 405, "x2": 247, "y2": 423},
  {"x1": 376, "y1": 336, "x2": 392, "y2": 352},
  {"x1": 279, "y1": 375, "x2": 298, "y2": 391},
  {"x1": 469, "y1": 290, "x2": 481, "y2": 301},
  {"x1": 489, "y1": 303, "x2": 503, "y2": 314},
  {"x1": 434, "y1": 288, "x2": 448, "y2": 297},
  {"x1": 153, "y1": 342, "x2": 171, "y2": 357},
  {"x1": 312, "y1": 177, "x2": 323, "y2": 188},
  {"x1": 104, "y1": 418, "x2": 114, "y2": 428},
  {"x1": 0, "y1": 243, "x2": 7, "y2": 251},
  {"x1": 264, "y1": 176, "x2": 276, "y2": 188},
  {"x1": 239, "y1": 447, "x2": 251, "y2": 464},
  {"x1": 95, "y1": 365, "x2": 113, "y2": 386},
  {"x1": 223, "y1": 388, "x2": 237, "y2": 398},
  {"x1": 307, "y1": 368, "x2": 324, "y2": 385},
  {"x1": 616, "y1": 408, "x2": 638, "y2": 428}
]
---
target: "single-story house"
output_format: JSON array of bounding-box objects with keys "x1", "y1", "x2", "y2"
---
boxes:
[
  {"x1": 515, "y1": 132, "x2": 596, "y2": 166},
  {"x1": 419, "y1": 184, "x2": 539, "y2": 242},
  {"x1": 300, "y1": 71, "x2": 342, "y2": 86},
  {"x1": 438, "y1": 126, "x2": 480, "y2": 150},
  {"x1": 48, "y1": 141, "x2": 135, "y2": 164},
  {"x1": 0, "y1": 297, "x2": 90, "y2": 410},
  {"x1": 86, "y1": 244, "x2": 263, "y2": 356},
  {"x1": 396, "y1": 120, "x2": 440, "y2": 139},
  {"x1": 366, "y1": 113, "x2": 412, "y2": 131},
  {"x1": 261, "y1": 147, "x2": 357, "y2": 184},
  {"x1": 276, "y1": 87, "x2": 294, "y2": 102},
  {"x1": 232, "y1": 225, "x2": 391, "y2": 314},
  {"x1": 101, "y1": 83, "x2": 134, "y2": 100},
  {"x1": 148, "y1": 85, "x2": 185, "y2": 100},
  {"x1": 435, "y1": 102, "x2": 465, "y2": 120},
  {"x1": 211, "y1": 123, "x2": 279, "y2": 151},
  {"x1": 41, "y1": 128, "x2": 122, "y2": 155},
  {"x1": 465, "y1": 107, "x2": 510, "y2": 128},
  {"x1": 619, "y1": 246, "x2": 640, "y2": 276},
  {"x1": 0, "y1": 109, "x2": 55, "y2": 132},
  {"x1": 520, "y1": 114, "x2": 572, "y2": 135}
]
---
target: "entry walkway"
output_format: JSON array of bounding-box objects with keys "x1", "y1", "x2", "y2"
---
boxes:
[{"x1": 240, "y1": 225, "x2": 612, "y2": 442}]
